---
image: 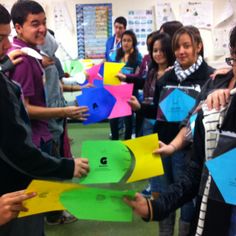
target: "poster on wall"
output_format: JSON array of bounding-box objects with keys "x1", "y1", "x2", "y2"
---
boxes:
[
  {"x1": 212, "y1": 27, "x2": 231, "y2": 56},
  {"x1": 76, "y1": 4, "x2": 112, "y2": 59},
  {"x1": 54, "y1": 2, "x2": 73, "y2": 32},
  {"x1": 127, "y1": 9, "x2": 155, "y2": 53},
  {"x1": 179, "y1": 1, "x2": 213, "y2": 29},
  {"x1": 214, "y1": 0, "x2": 234, "y2": 27},
  {"x1": 155, "y1": 2, "x2": 175, "y2": 29}
]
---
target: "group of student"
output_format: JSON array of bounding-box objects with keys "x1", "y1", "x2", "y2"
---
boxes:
[
  {"x1": 105, "y1": 12, "x2": 236, "y2": 236},
  {"x1": 1, "y1": 1, "x2": 236, "y2": 236}
]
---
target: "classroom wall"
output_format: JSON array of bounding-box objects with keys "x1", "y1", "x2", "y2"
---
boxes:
[{"x1": 2, "y1": 0, "x2": 236, "y2": 68}]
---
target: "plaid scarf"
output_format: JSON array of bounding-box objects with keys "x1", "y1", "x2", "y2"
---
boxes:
[{"x1": 174, "y1": 55, "x2": 203, "y2": 83}]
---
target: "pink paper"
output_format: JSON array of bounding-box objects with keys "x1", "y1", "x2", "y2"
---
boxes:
[
  {"x1": 86, "y1": 64, "x2": 102, "y2": 84},
  {"x1": 105, "y1": 84, "x2": 134, "y2": 119}
]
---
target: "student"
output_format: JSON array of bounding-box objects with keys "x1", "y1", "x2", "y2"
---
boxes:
[
  {"x1": 0, "y1": 3, "x2": 89, "y2": 235},
  {"x1": 129, "y1": 26, "x2": 214, "y2": 236},
  {"x1": 105, "y1": 16, "x2": 127, "y2": 61},
  {"x1": 9, "y1": 0, "x2": 88, "y2": 150},
  {"x1": 8, "y1": 0, "x2": 90, "y2": 224},
  {"x1": 125, "y1": 24, "x2": 236, "y2": 236},
  {"x1": 109, "y1": 30, "x2": 142, "y2": 140},
  {"x1": 118, "y1": 32, "x2": 174, "y2": 137}
]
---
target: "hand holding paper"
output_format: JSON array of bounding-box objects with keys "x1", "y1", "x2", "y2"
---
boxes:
[{"x1": 73, "y1": 158, "x2": 90, "y2": 178}]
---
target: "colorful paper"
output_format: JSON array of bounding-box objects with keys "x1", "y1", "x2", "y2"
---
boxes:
[
  {"x1": 79, "y1": 141, "x2": 132, "y2": 184},
  {"x1": 123, "y1": 134, "x2": 164, "y2": 183},
  {"x1": 60, "y1": 187, "x2": 135, "y2": 222},
  {"x1": 158, "y1": 88, "x2": 196, "y2": 122},
  {"x1": 98, "y1": 63, "x2": 104, "y2": 78},
  {"x1": 19, "y1": 180, "x2": 83, "y2": 217},
  {"x1": 94, "y1": 79, "x2": 104, "y2": 88},
  {"x1": 206, "y1": 148, "x2": 236, "y2": 205},
  {"x1": 63, "y1": 60, "x2": 84, "y2": 76},
  {"x1": 189, "y1": 113, "x2": 198, "y2": 137},
  {"x1": 76, "y1": 87, "x2": 116, "y2": 124},
  {"x1": 86, "y1": 64, "x2": 102, "y2": 84},
  {"x1": 103, "y1": 62, "x2": 125, "y2": 85},
  {"x1": 105, "y1": 84, "x2": 133, "y2": 119}
]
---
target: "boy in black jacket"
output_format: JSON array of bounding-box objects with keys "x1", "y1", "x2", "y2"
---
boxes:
[{"x1": 0, "y1": 4, "x2": 89, "y2": 235}]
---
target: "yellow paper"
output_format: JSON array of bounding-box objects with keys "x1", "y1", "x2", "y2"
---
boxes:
[
  {"x1": 19, "y1": 180, "x2": 84, "y2": 217},
  {"x1": 123, "y1": 134, "x2": 164, "y2": 183},
  {"x1": 103, "y1": 62, "x2": 125, "y2": 85}
]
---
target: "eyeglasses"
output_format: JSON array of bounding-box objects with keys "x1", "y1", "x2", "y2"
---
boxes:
[{"x1": 225, "y1": 57, "x2": 236, "y2": 66}]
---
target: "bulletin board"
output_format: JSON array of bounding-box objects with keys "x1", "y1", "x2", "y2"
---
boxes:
[
  {"x1": 76, "y1": 3, "x2": 112, "y2": 59},
  {"x1": 127, "y1": 9, "x2": 155, "y2": 53}
]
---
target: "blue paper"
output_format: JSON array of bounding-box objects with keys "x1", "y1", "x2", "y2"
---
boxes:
[
  {"x1": 94, "y1": 79, "x2": 104, "y2": 88},
  {"x1": 189, "y1": 113, "x2": 198, "y2": 137},
  {"x1": 76, "y1": 87, "x2": 116, "y2": 125},
  {"x1": 206, "y1": 148, "x2": 236, "y2": 205},
  {"x1": 159, "y1": 89, "x2": 196, "y2": 122},
  {"x1": 98, "y1": 63, "x2": 104, "y2": 78}
]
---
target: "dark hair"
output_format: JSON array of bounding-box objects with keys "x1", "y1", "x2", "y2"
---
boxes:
[
  {"x1": 0, "y1": 4, "x2": 11, "y2": 24},
  {"x1": 114, "y1": 16, "x2": 127, "y2": 28},
  {"x1": 160, "y1": 21, "x2": 183, "y2": 40},
  {"x1": 172, "y1": 25, "x2": 204, "y2": 57},
  {"x1": 229, "y1": 26, "x2": 236, "y2": 54},
  {"x1": 11, "y1": 0, "x2": 45, "y2": 26},
  {"x1": 149, "y1": 32, "x2": 175, "y2": 70},
  {"x1": 146, "y1": 31, "x2": 159, "y2": 52},
  {"x1": 116, "y1": 30, "x2": 138, "y2": 67},
  {"x1": 48, "y1": 29, "x2": 55, "y2": 37}
]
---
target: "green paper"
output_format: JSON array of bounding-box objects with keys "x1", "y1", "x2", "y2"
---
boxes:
[
  {"x1": 63, "y1": 60, "x2": 84, "y2": 76},
  {"x1": 79, "y1": 141, "x2": 132, "y2": 184},
  {"x1": 60, "y1": 188, "x2": 135, "y2": 222}
]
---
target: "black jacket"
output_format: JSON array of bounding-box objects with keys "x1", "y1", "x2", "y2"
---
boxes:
[
  {"x1": 141, "y1": 61, "x2": 214, "y2": 143},
  {"x1": 0, "y1": 70, "x2": 74, "y2": 195}
]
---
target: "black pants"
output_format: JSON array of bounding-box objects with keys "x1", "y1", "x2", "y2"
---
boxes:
[{"x1": 109, "y1": 115, "x2": 133, "y2": 140}]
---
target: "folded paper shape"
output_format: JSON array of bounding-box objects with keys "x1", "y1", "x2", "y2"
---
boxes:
[
  {"x1": 79, "y1": 140, "x2": 132, "y2": 184},
  {"x1": 60, "y1": 187, "x2": 135, "y2": 222},
  {"x1": 157, "y1": 87, "x2": 197, "y2": 122},
  {"x1": 103, "y1": 62, "x2": 125, "y2": 85},
  {"x1": 76, "y1": 87, "x2": 116, "y2": 124},
  {"x1": 123, "y1": 134, "x2": 164, "y2": 183},
  {"x1": 206, "y1": 148, "x2": 236, "y2": 205},
  {"x1": 105, "y1": 84, "x2": 133, "y2": 119},
  {"x1": 19, "y1": 180, "x2": 83, "y2": 217}
]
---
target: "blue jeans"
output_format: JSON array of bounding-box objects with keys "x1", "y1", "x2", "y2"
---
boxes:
[{"x1": 150, "y1": 150, "x2": 195, "y2": 222}]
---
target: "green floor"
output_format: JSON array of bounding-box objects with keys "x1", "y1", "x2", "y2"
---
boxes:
[{"x1": 45, "y1": 122, "x2": 178, "y2": 236}]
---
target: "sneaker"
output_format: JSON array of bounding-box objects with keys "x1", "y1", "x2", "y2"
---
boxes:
[
  {"x1": 45, "y1": 211, "x2": 78, "y2": 226},
  {"x1": 141, "y1": 185, "x2": 152, "y2": 198}
]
